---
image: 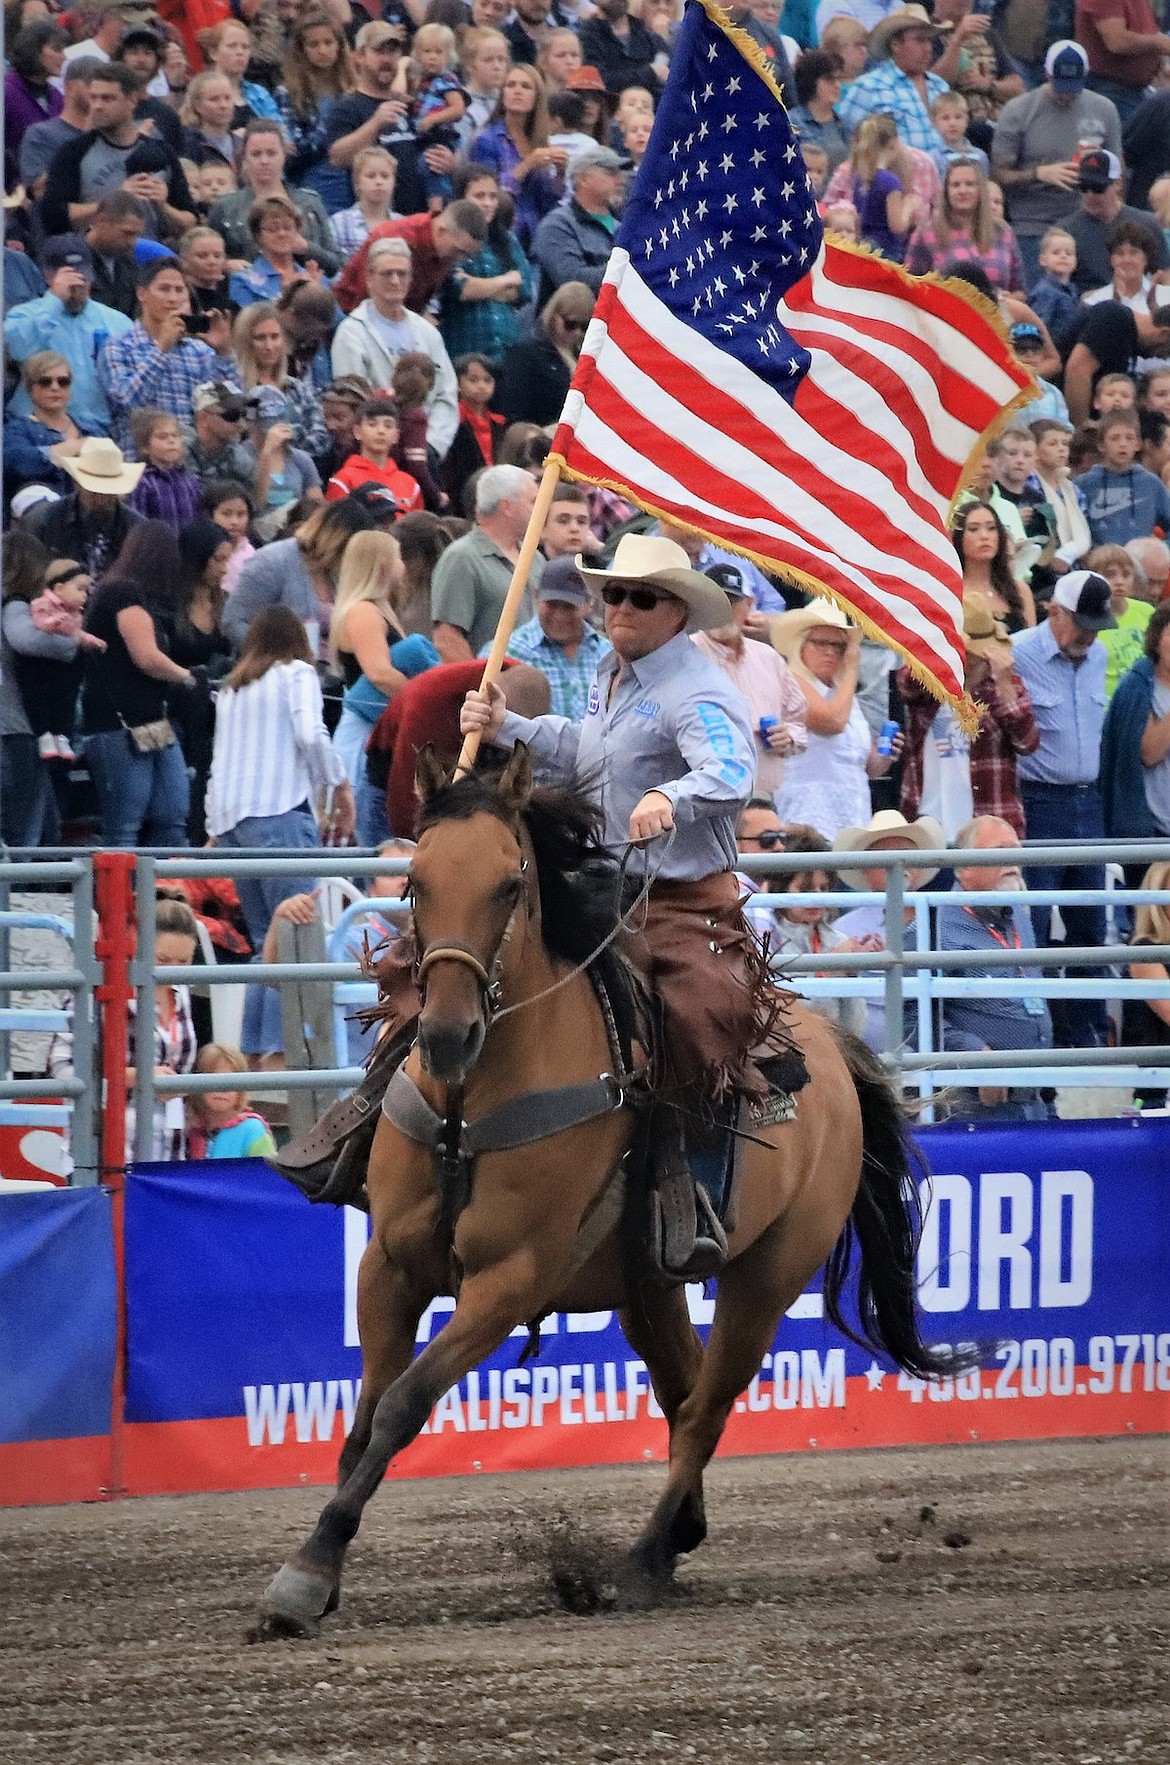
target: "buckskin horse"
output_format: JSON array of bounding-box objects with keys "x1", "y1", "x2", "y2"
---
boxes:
[{"x1": 258, "y1": 744, "x2": 966, "y2": 1637}]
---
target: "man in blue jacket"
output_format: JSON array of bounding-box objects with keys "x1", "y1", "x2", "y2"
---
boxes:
[{"x1": 3, "y1": 234, "x2": 132, "y2": 434}]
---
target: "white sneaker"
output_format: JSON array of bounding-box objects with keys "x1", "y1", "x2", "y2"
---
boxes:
[
  {"x1": 37, "y1": 732, "x2": 57, "y2": 760},
  {"x1": 55, "y1": 735, "x2": 76, "y2": 763}
]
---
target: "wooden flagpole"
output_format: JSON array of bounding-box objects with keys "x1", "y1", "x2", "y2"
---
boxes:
[{"x1": 454, "y1": 455, "x2": 563, "y2": 778}]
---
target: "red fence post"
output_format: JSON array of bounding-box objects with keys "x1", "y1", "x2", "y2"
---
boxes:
[{"x1": 93, "y1": 851, "x2": 136, "y2": 1500}]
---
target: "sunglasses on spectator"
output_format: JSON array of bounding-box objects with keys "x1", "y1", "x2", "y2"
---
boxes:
[
  {"x1": 217, "y1": 408, "x2": 245, "y2": 422},
  {"x1": 36, "y1": 374, "x2": 73, "y2": 387},
  {"x1": 600, "y1": 584, "x2": 680, "y2": 611},
  {"x1": 748, "y1": 829, "x2": 786, "y2": 850}
]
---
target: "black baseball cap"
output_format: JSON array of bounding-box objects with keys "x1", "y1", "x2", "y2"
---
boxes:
[
  {"x1": 1077, "y1": 149, "x2": 1122, "y2": 193},
  {"x1": 705, "y1": 561, "x2": 750, "y2": 599},
  {"x1": 42, "y1": 233, "x2": 94, "y2": 277},
  {"x1": 1051, "y1": 571, "x2": 1117, "y2": 631}
]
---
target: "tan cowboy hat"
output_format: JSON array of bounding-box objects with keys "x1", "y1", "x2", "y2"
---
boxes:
[
  {"x1": 870, "y1": 3, "x2": 935, "y2": 58},
  {"x1": 769, "y1": 598, "x2": 851, "y2": 679},
  {"x1": 60, "y1": 437, "x2": 145, "y2": 497},
  {"x1": 576, "y1": 533, "x2": 735, "y2": 633},
  {"x1": 962, "y1": 592, "x2": 1012, "y2": 660},
  {"x1": 833, "y1": 809, "x2": 944, "y2": 885}
]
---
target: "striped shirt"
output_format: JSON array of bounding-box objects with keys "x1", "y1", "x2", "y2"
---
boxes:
[{"x1": 205, "y1": 660, "x2": 347, "y2": 837}]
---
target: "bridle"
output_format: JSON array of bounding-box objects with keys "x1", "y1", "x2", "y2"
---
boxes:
[{"x1": 410, "y1": 860, "x2": 528, "y2": 1024}]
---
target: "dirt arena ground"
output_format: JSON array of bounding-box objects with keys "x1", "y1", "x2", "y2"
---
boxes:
[{"x1": 1, "y1": 1435, "x2": 1165, "y2": 1765}]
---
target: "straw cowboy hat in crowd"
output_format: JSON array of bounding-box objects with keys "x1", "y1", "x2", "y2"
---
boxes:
[
  {"x1": 961, "y1": 592, "x2": 1013, "y2": 662},
  {"x1": 60, "y1": 438, "x2": 145, "y2": 497},
  {"x1": 870, "y1": 3, "x2": 936, "y2": 58},
  {"x1": 833, "y1": 809, "x2": 945, "y2": 885},
  {"x1": 576, "y1": 533, "x2": 736, "y2": 633},
  {"x1": 769, "y1": 597, "x2": 852, "y2": 678}
]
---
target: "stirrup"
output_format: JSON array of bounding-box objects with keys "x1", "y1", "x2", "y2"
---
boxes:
[{"x1": 649, "y1": 1177, "x2": 728, "y2": 1281}]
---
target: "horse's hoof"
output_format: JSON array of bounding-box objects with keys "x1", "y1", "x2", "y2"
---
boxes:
[{"x1": 251, "y1": 1564, "x2": 339, "y2": 1640}]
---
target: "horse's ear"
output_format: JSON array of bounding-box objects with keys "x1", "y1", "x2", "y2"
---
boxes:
[
  {"x1": 496, "y1": 741, "x2": 533, "y2": 813},
  {"x1": 414, "y1": 744, "x2": 451, "y2": 804}
]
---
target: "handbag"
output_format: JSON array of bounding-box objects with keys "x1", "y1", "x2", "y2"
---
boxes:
[{"x1": 125, "y1": 717, "x2": 177, "y2": 753}]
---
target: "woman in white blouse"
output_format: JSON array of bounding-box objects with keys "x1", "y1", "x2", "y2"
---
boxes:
[
  {"x1": 205, "y1": 606, "x2": 354, "y2": 956},
  {"x1": 772, "y1": 600, "x2": 904, "y2": 842}
]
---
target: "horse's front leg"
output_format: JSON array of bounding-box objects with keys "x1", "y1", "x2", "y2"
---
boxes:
[
  {"x1": 257, "y1": 1250, "x2": 541, "y2": 1637},
  {"x1": 337, "y1": 1231, "x2": 436, "y2": 1488}
]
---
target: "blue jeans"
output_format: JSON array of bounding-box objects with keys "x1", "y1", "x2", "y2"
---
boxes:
[
  {"x1": 84, "y1": 727, "x2": 190, "y2": 848},
  {"x1": 1020, "y1": 780, "x2": 1109, "y2": 1047},
  {"x1": 357, "y1": 774, "x2": 392, "y2": 847},
  {"x1": 217, "y1": 806, "x2": 322, "y2": 1058},
  {"x1": 0, "y1": 733, "x2": 56, "y2": 847}
]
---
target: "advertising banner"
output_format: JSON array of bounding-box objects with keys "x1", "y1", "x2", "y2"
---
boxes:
[
  {"x1": 0, "y1": 1187, "x2": 116, "y2": 1504},
  {"x1": 122, "y1": 1119, "x2": 1169, "y2": 1497}
]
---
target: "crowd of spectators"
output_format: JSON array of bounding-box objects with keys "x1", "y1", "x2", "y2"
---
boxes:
[{"x1": 2, "y1": 0, "x2": 1170, "y2": 1110}]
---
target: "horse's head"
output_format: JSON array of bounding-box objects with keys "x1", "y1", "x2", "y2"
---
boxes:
[{"x1": 409, "y1": 743, "x2": 535, "y2": 1085}]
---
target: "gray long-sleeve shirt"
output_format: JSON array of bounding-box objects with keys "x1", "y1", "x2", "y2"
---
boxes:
[
  {"x1": 496, "y1": 630, "x2": 755, "y2": 882},
  {"x1": 222, "y1": 537, "x2": 320, "y2": 654},
  {"x1": 1, "y1": 600, "x2": 78, "y2": 738}
]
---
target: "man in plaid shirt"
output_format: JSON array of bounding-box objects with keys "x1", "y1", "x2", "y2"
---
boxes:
[
  {"x1": 836, "y1": 6, "x2": 949, "y2": 156},
  {"x1": 99, "y1": 257, "x2": 235, "y2": 454},
  {"x1": 486, "y1": 556, "x2": 611, "y2": 722}
]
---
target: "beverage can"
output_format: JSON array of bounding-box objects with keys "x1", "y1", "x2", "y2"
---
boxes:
[
  {"x1": 758, "y1": 715, "x2": 778, "y2": 744},
  {"x1": 877, "y1": 719, "x2": 900, "y2": 757}
]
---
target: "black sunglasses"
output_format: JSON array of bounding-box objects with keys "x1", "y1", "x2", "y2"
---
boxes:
[
  {"x1": 217, "y1": 408, "x2": 245, "y2": 422},
  {"x1": 36, "y1": 374, "x2": 72, "y2": 387},
  {"x1": 751, "y1": 829, "x2": 786, "y2": 850},
  {"x1": 600, "y1": 584, "x2": 678, "y2": 611}
]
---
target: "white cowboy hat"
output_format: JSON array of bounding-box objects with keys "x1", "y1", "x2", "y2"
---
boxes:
[
  {"x1": 575, "y1": 533, "x2": 735, "y2": 633},
  {"x1": 769, "y1": 598, "x2": 851, "y2": 678},
  {"x1": 833, "y1": 809, "x2": 944, "y2": 885},
  {"x1": 60, "y1": 437, "x2": 144, "y2": 497},
  {"x1": 870, "y1": 3, "x2": 935, "y2": 58}
]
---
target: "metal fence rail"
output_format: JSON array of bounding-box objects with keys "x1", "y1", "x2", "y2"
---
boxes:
[{"x1": 2, "y1": 836, "x2": 1170, "y2": 1180}]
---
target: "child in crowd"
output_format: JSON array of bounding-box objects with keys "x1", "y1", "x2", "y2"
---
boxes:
[
  {"x1": 18, "y1": 559, "x2": 105, "y2": 764},
  {"x1": 326, "y1": 396, "x2": 424, "y2": 509},
  {"x1": 610, "y1": 86, "x2": 653, "y2": 152},
  {"x1": 187, "y1": 1043, "x2": 276, "y2": 1160},
  {"x1": 1085, "y1": 541, "x2": 1153, "y2": 694},
  {"x1": 929, "y1": 91, "x2": 989, "y2": 178},
  {"x1": 328, "y1": 146, "x2": 399, "y2": 260},
  {"x1": 1030, "y1": 418, "x2": 1091, "y2": 568},
  {"x1": 800, "y1": 141, "x2": 830, "y2": 199},
  {"x1": 1077, "y1": 411, "x2": 1170, "y2": 547},
  {"x1": 1092, "y1": 372, "x2": 1138, "y2": 418},
  {"x1": 252, "y1": 415, "x2": 324, "y2": 538},
  {"x1": 127, "y1": 410, "x2": 202, "y2": 527},
  {"x1": 445, "y1": 352, "x2": 504, "y2": 509},
  {"x1": 1142, "y1": 367, "x2": 1170, "y2": 418},
  {"x1": 821, "y1": 202, "x2": 860, "y2": 241},
  {"x1": 397, "y1": 23, "x2": 466, "y2": 211},
  {"x1": 1026, "y1": 227, "x2": 1079, "y2": 354},
  {"x1": 548, "y1": 90, "x2": 598, "y2": 160},
  {"x1": 193, "y1": 159, "x2": 237, "y2": 217},
  {"x1": 1010, "y1": 323, "x2": 1070, "y2": 424},
  {"x1": 390, "y1": 352, "x2": 446, "y2": 511},
  {"x1": 991, "y1": 425, "x2": 1058, "y2": 589},
  {"x1": 457, "y1": 26, "x2": 510, "y2": 147},
  {"x1": 621, "y1": 109, "x2": 653, "y2": 172},
  {"x1": 201, "y1": 478, "x2": 255, "y2": 594}
]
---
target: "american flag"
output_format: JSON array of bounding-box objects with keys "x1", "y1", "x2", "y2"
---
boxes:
[{"x1": 549, "y1": 0, "x2": 1035, "y2": 716}]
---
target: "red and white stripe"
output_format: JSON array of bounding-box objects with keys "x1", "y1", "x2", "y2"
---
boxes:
[{"x1": 551, "y1": 240, "x2": 1032, "y2": 709}]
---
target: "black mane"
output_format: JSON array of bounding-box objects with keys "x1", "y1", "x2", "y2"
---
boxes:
[{"x1": 416, "y1": 767, "x2": 639, "y2": 1048}]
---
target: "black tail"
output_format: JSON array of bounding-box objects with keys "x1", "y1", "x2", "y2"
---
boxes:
[{"x1": 823, "y1": 1030, "x2": 980, "y2": 1380}]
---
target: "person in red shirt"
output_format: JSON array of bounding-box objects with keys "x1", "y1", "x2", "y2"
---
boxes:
[
  {"x1": 1076, "y1": 0, "x2": 1170, "y2": 123},
  {"x1": 365, "y1": 658, "x2": 549, "y2": 836},
  {"x1": 326, "y1": 397, "x2": 424, "y2": 510},
  {"x1": 333, "y1": 200, "x2": 487, "y2": 314},
  {"x1": 444, "y1": 352, "x2": 504, "y2": 511}
]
